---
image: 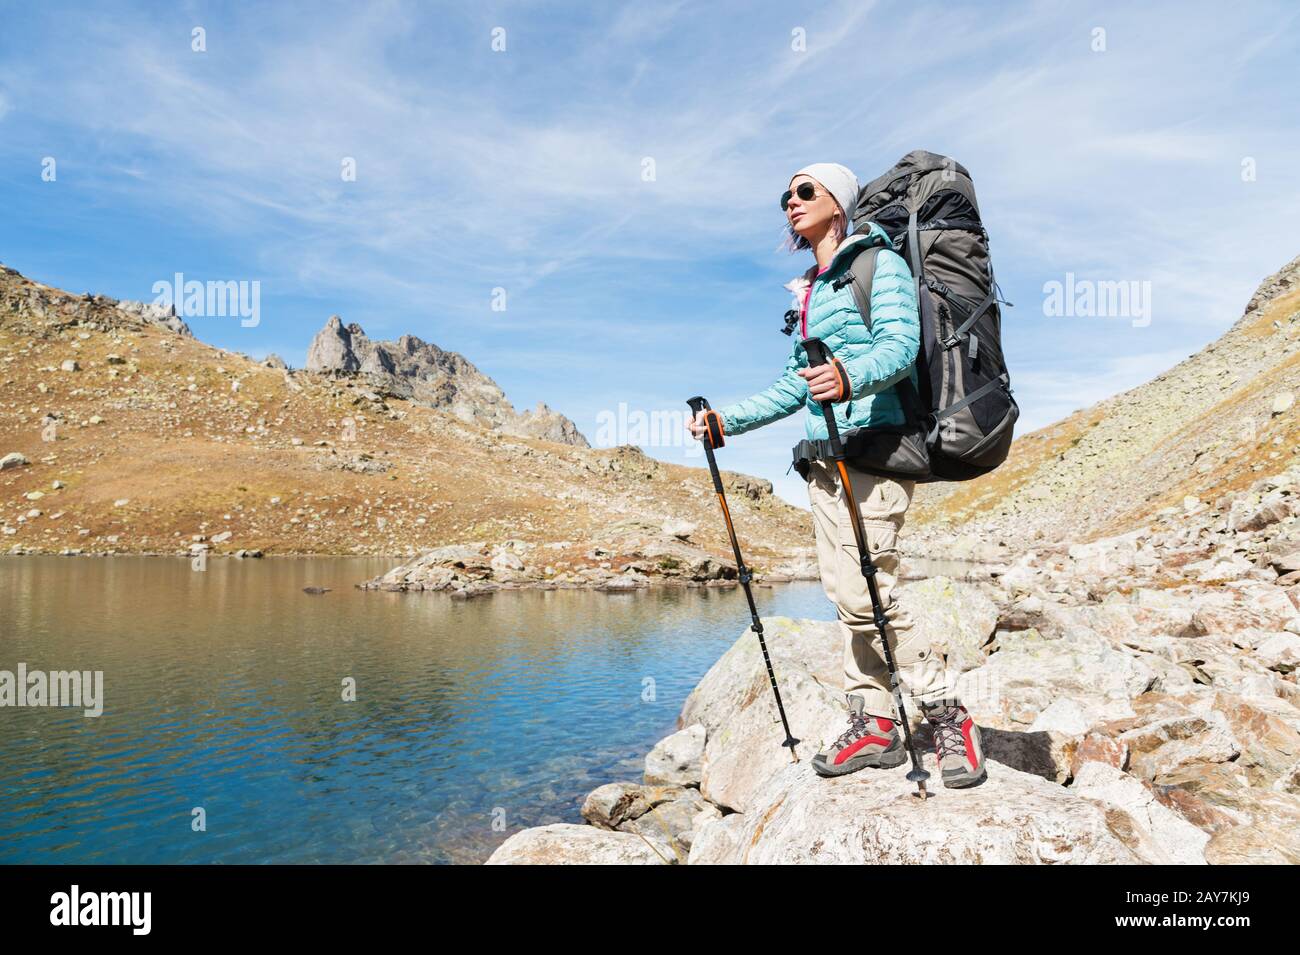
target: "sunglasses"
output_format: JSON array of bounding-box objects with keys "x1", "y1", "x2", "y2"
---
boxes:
[{"x1": 780, "y1": 181, "x2": 821, "y2": 211}]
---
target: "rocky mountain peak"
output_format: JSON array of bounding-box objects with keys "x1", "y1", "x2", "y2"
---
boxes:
[{"x1": 304, "y1": 316, "x2": 589, "y2": 447}]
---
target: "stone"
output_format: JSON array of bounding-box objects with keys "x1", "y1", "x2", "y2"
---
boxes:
[
  {"x1": 0, "y1": 452, "x2": 29, "y2": 471},
  {"x1": 581, "y1": 782, "x2": 682, "y2": 830},
  {"x1": 1255, "y1": 632, "x2": 1300, "y2": 672},
  {"x1": 644, "y1": 724, "x2": 706, "y2": 787},
  {"x1": 706, "y1": 760, "x2": 1152, "y2": 864},
  {"x1": 662, "y1": 519, "x2": 697, "y2": 540},
  {"x1": 1117, "y1": 714, "x2": 1240, "y2": 782},
  {"x1": 1069, "y1": 762, "x2": 1208, "y2": 863},
  {"x1": 485, "y1": 824, "x2": 669, "y2": 865},
  {"x1": 896, "y1": 576, "x2": 998, "y2": 672}
]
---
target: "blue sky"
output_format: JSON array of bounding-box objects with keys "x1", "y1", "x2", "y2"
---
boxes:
[{"x1": 2, "y1": 1, "x2": 1297, "y2": 505}]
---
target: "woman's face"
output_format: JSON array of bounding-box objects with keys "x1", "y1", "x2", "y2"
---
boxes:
[{"x1": 785, "y1": 175, "x2": 836, "y2": 240}]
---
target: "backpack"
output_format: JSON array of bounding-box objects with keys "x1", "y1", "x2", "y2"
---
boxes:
[{"x1": 851, "y1": 150, "x2": 1018, "y2": 482}]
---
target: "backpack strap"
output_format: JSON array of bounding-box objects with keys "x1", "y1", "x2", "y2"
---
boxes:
[{"x1": 839, "y1": 245, "x2": 925, "y2": 425}]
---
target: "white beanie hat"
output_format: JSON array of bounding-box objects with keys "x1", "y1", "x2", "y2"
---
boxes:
[{"x1": 790, "y1": 162, "x2": 859, "y2": 220}]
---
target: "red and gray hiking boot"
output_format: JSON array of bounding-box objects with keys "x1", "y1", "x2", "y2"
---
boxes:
[
  {"x1": 812, "y1": 694, "x2": 906, "y2": 777},
  {"x1": 922, "y1": 701, "x2": 986, "y2": 788}
]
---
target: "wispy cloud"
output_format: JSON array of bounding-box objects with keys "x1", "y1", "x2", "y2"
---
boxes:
[{"x1": 0, "y1": 0, "x2": 1296, "y2": 505}]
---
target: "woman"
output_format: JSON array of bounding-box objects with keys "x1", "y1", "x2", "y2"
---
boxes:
[{"x1": 687, "y1": 162, "x2": 985, "y2": 788}]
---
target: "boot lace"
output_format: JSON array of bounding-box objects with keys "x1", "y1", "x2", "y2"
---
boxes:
[
  {"x1": 928, "y1": 706, "x2": 965, "y2": 760},
  {"x1": 833, "y1": 710, "x2": 870, "y2": 751}
]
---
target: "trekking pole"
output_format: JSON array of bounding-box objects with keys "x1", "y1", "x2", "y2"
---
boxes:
[
  {"x1": 687, "y1": 396, "x2": 800, "y2": 761},
  {"x1": 800, "y1": 339, "x2": 931, "y2": 799}
]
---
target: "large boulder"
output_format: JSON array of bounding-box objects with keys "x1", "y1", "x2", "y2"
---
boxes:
[
  {"x1": 644, "y1": 724, "x2": 706, "y2": 787},
  {"x1": 678, "y1": 618, "x2": 844, "y2": 812},
  {"x1": 701, "y1": 759, "x2": 1153, "y2": 864},
  {"x1": 896, "y1": 576, "x2": 999, "y2": 672},
  {"x1": 957, "y1": 626, "x2": 1155, "y2": 731},
  {"x1": 486, "y1": 824, "x2": 669, "y2": 865},
  {"x1": 1068, "y1": 762, "x2": 1209, "y2": 864}
]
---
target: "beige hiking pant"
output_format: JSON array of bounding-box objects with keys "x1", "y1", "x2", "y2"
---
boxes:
[{"x1": 805, "y1": 458, "x2": 955, "y2": 720}]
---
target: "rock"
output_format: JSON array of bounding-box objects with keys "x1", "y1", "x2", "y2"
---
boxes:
[
  {"x1": 1200, "y1": 789, "x2": 1300, "y2": 864},
  {"x1": 896, "y1": 576, "x2": 998, "y2": 672},
  {"x1": 1028, "y1": 698, "x2": 1093, "y2": 735},
  {"x1": 955, "y1": 626, "x2": 1152, "y2": 731},
  {"x1": 211, "y1": 531, "x2": 233, "y2": 544},
  {"x1": 1183, "y1": 691, "x2": 1300, "y2": 787},
  {"x1": 680, "y1": 618, "x2": 844, "y2": 812},
  {"x1": 706, "y1": 760, "x2": 1153, "y2": 864},
  {"x1": 617, "y1": 787, "x2": 713, "y2": 857},
  {"x1": 1069, "y1": 762, "x2": 1209, "y2": 863},
  {"x1": 60, "y1": 359, "x2": 79, "y2": 372},
  {"x1": 662, "y1": 519, "x2": 697, "y2": 540},
  {"x1": 581, "y1": 782, "x2": 681, "y2": 829},
  {"x1": 1070, "y1": 732, "x2": 1130, "y2": 777},
  {"x1": 644, "y1": 724, "x2": 706, "y2": 787},
  {"x1": 687, "y1": 812, "x2": 748, "y2": 865},
  {"x1": 1256, "y1": 632, "x2": 1300, "y2": 672},
  {"x1": 116, "y1": 299, "x2": 192, "y2": 335},
  {"x1": 0, "y1": 452, "x2": 29, "y2": 471},
  {"x1": 1272, "y1": 391, "x2": 1294, "y2": 415},
  {"x1": 304, "y1": 316, "x2": 588, "y2": 446},
  {"x1": 1227, "y1": 494, "x2": 1290, "y2": 533},
  {"x1": 1117, "y1": 714, "x2": 1240, "y2": 782},
  {"x1": 302, "y1": 586, "x2": 330, "y2": 595},
  {"x1": 486, "y1": 824, "x2": 669, "y2": 865}
]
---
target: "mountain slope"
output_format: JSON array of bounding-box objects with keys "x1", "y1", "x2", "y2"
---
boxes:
[
  {"x1": 911, "y1": 254, "x2": 1300, "y2": 547},
  {"x1": 0, "y1": 264, "x2": 812, "y2": 566}
]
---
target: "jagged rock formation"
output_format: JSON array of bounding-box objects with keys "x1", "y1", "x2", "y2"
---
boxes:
[
  {"x1": 0, "y1": 263, "x2": 193, "y2": 338},
  {"x1": 305, "y1": 316, "x2": 588, "y2": 447}
]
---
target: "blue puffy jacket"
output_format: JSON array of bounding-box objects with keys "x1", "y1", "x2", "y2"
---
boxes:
[{"x1": 717, "y1": 222, "x2": 921, "y2": 441}]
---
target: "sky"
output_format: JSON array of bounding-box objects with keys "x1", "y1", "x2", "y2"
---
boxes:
[{"x1": 2, "y1": 0, "x2": 1298, "y2": 505}]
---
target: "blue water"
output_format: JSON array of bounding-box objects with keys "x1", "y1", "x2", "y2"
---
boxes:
[{"x1": 0, "y1": 556, "x2": 831, "y2": 863}]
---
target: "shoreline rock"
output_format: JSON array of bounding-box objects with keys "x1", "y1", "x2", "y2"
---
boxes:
[{"x1": 488, "y1": 464, "x2": 1300, "y2": 865}]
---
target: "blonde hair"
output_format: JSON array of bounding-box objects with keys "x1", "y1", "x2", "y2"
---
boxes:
[{"x1": 781, "y1": 200, "x2": 848, "y2": 254}]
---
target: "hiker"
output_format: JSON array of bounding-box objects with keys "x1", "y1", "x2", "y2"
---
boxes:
[{"x1": 687, "y1": 162, "x2": 985, "y2": 788}]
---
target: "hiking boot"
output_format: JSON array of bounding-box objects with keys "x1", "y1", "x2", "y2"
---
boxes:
[
  {"x1": 812, "y1": 694, "x2": 906, "y2": 777},
  {"x1": 922, "y1": 701, "x2": 986, "y2": 788}
]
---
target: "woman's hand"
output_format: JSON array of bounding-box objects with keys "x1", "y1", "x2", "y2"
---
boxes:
[
  {"x1": 798, "y1": 363, "x2": 843, "y2": 402},
  {"x1": 686, "y1": 410, "x2": 709, "y2": 440}
]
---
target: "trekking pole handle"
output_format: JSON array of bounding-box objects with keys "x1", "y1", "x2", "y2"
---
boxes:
[
  {"x1": 686, "y1": 396, "x2": 726, "y2": 449},
  {"x1": 686, "y1": 397, "x2": 726, "y2": 494},
  {"x1": 800, "y1": 338, "x2": 845, "y2": 458}
]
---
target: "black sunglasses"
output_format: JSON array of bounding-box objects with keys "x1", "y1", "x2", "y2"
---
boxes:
[{"x1": 780, "y1": 181, "x2": 820, "y2": 211}]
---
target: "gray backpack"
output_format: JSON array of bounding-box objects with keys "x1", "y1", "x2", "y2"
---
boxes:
[{"x1": 852, "y1": 150, "x2": 1018, "y2": 481}]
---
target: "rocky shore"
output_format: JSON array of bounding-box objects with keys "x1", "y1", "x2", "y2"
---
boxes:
[
  {"x1": 357, "y1": 518, "x2": 820, "y2": 597},
  {"x1": 487, "y1": 462, "x2": 1300, "y2": 864}
]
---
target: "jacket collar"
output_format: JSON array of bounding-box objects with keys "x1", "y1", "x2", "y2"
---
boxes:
[{"x1": 796, "y1": 226, "x2": 889, "y2": 285}]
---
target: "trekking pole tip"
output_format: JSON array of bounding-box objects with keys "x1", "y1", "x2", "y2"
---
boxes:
[{"x1": 907, "y1": 767, "x2": 932, "y2": 799}]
